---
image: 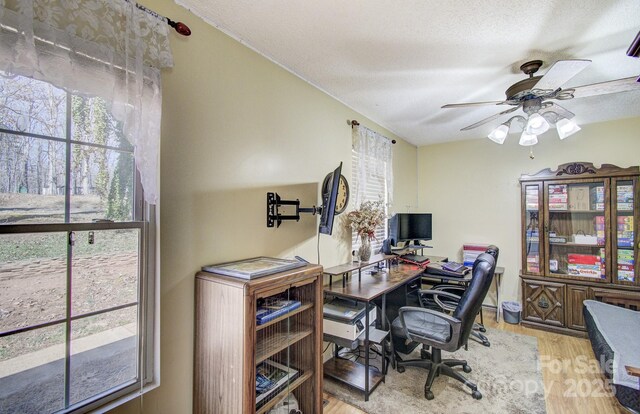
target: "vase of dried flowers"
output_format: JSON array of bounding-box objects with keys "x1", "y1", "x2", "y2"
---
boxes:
[
  {"x1": 358, "y1": 235, "x2": 372, "y2": 262},
  {"x1": 346, "y1": 199, "x2": 385, "y2": 262}
]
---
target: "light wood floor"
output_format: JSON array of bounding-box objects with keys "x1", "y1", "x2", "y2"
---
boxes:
[{"x1": 323, "y1": 309, "x2": 628, "y2": 414}]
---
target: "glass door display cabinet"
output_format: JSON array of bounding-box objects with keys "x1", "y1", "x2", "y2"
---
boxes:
[{"x1": 519, "y1": 163, "x2": 640, "y2": 335}]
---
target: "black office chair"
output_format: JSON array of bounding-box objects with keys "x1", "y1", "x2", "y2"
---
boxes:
[
  {"x1": 390, "y1": 253, "x2": 496, "y2": 400},
  {"x1": 427, "y1": 245, "x2": 499, "y2": 348}
]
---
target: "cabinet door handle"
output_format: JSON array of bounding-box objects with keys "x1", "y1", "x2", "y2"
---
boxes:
[{"x1": 538, "y1": 297, "x2": 550, "y2": 309}]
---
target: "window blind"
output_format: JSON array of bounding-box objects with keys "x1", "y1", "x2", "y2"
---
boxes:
[{"x1": 351, "y1": 149, "x2": 388, "y2": 254}]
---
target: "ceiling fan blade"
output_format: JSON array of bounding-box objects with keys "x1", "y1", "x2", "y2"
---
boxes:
[
  {"x1": 534, "y1": 59, "x2": 591, "y2": 91},
  {"x1": 569, "y1": 77, "x2": 640, "y2": 99},
  {"x1": 460, "y1": 105, "x2": 522, "y2": 131},
  {"x1": 441, "y1": 100, "x2": 509, "y2": 109},
  {"x1": 539, "y1": 102, "x2": 575, "y2": 120}
]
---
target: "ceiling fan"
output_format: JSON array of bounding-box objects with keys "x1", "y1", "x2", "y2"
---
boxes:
[{"x1": 441, "y1": 59, "x2": 640, "y2": 145}]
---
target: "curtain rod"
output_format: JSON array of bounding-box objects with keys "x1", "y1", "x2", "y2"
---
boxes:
[
  {"x1": 350, "y1": 120, "x2": 396, "y2": 144},
  {"x1": 125, "y1": 0, "x2": 192, "y2": 36}
]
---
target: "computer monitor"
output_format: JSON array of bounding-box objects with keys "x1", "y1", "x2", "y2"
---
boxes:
[
  {"x1": 388, "y1": 213, "x2": 432, "y2": 246},
  {"x1": 318, "y1": 162, "x2": 342, "y2": 235}
]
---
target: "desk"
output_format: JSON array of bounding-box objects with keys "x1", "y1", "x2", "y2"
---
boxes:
[
  {"x1": 322, "y1": 253, "x2": 393, "y2": 287},
  {"x1": 323, "y1": 262, "x2": 425, "y2": 401}
]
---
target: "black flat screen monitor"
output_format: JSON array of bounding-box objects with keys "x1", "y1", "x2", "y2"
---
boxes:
[
  {"x1": 319, "y1": 162, "x2": 342, "y2": 235},
  {"x1": 388, "y1": 213, "x2": 432, "y2": 246}
]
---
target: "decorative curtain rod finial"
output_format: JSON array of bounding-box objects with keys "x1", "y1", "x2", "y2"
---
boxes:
[
  {"x1": 132, "y1": 1, "x2": 191, "y2": 36},
  {"x1": 167, "y1": 19, "x2": 191, "y2": 36}
]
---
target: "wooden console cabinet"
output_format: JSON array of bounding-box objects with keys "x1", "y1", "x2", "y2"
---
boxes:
[
  {"x1": 519, "y1": 162, "x2": 640, "y2": 336},
  {"x1": 194, "y1": 264, "x2": 323, "y2": 413}
]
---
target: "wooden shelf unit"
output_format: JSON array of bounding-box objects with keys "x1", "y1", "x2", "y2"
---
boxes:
[
  {"x1": 194, "y1": 264, "x2": 323, "y2": 414},
  {"x1": 519, "y1": 162, "x2": 640, "y2": 336}
]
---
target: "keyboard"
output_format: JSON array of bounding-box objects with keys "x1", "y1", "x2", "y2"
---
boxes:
[
  {"x1": 400, "y1": 254, "x2": 430, "y2": 264},
  {"x1": 442, "y1": 261, "x2": 466, "y2": 272}
]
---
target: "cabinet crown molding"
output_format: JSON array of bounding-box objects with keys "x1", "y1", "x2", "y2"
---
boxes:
[{"x1": 520, "y1": 162, "x2": 639, "y2": 182}]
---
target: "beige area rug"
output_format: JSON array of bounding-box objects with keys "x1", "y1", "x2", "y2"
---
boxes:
[{"x1": 324, "y1": 328, "x2": 546, "y2": 414}]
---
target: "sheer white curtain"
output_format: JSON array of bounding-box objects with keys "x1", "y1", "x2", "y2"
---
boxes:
[
  {"x1": 352, "y1": 124, "x2": 394, "y2": 208},
  {"x1": 351, "y1": 125, "x2": 393, "y2": 253},
  {"x1": 0, "y1": 0, "x2": 173, "y2": 204}
]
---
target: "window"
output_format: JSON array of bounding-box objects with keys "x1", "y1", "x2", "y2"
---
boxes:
[
  {"x1": 0, "y1": 75, "x2": 155, "y2": 413},
  {"x1": 351, "y1": 150, "x2": 389, "y2": 254}
]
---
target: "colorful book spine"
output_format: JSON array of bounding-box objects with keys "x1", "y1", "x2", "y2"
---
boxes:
[
  {"x1": 617, "y1": 216, "x2": 634, "y2": 247},
  {"x1": 617, "y1": 248, "x2": 635, "y2": 282},
  {"x1": 594, "y1": 216, "x2": 606, "y2": 246},
  {"x1": 618, "y1": 249, "x2": 634, "y2": 265},
  {"x1": 567, "y1": 253, "x2": 603, "y2": 278},
  {"x1": 590, "y1": 186, "x2": 604, "y2": 210},
  {"x1": 567, "y1": 254, "x2": 600, "y2": 265},
  {"x1": 617, "y1": 185, "x2": 634, "y2": 205},
  {"x1": 548, "y1": 185, "x2": 568, "y2": 210}
]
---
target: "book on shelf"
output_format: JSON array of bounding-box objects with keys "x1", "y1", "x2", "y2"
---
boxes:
[
  {"x1": 617, "y1": 185, "x2": 633, "y2": 203},
  {"x1": 549, "y1": 184, "x2": 567, "y2": 194},
  {"x1": 256, "y1": 299, "x2": 302, "y2": 325},
  {"x1": 255, "y1": 359, "x2": 300, "y2": 409},
  {"x1": 567, "y1": 253, "x2": 604, "y2": 278}
]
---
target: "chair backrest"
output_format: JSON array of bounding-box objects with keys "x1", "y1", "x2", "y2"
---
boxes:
[
  {"x1": 453, "y1": 253, "x2": 496, "y2": 347},
  {"x1": 471, "y1": 244, "x2": 499, "y2": 272},
  {"x1": 485, "y1": 244, "x2": 499, "y2": 262}
]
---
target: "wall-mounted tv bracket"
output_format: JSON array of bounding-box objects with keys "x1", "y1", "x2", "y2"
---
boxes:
[{"x1": 266, "y1": 192, "x2": 321, "y2": 228}]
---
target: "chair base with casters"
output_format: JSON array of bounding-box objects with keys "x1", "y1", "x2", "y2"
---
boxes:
[
  {"x1": 391, "y1": 315, "x2": 482, "y2": 401},
  {"x1": 468, "y1": 316, "x2": 490, "y2": 348},
  {"x1": 390, "y1": 252, "x2": 497, "y2": 401},
  {"x1": 395, "y1": 346, "x2": 482, "y2": 400}
]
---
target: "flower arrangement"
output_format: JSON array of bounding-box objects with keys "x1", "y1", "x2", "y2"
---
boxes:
[{"x1": 345, "y1": 199, "x2": 386, "y2": 241}]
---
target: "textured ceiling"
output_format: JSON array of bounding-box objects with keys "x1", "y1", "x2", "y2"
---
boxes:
[{"x1": 175, "y1": 0, "x2": 640, "y2": 146}]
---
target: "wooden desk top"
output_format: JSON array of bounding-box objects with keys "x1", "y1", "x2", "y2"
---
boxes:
[
  {"x1": 322, "y1": 254, "x2": 393, "y2": 276},
  {"x1": 626, "y1": 366, "x2": 640, "y2": 377},
  {"x1": 324, "y1": 263, "x2": 425, "y2": 301}
]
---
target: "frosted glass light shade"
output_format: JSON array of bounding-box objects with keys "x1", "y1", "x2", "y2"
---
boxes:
[
  {"x1": 488, "y1": 124, "x2": 509, "y2": 144},
  {"x1": 519, "y1": 131, "x2": 538, "y2": 146},
  {"x1": 556, "y1": 118, "x2": 581, "y2": 139},
  {"x1": 525, "y1": 113, "x2": 550, "y2": 135}
]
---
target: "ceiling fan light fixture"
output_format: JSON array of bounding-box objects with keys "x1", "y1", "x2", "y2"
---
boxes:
[
  {"x1": 525, "y1": 113, "x2": 550, "y2": 135},
  {"x1": 556, "y1": 118, "x2": 581, "y2": 139},
  {"x1": 488, "y1": 124, "x2": 510, "y2": 144},
  {"x1": 519, "y1": 131, "x2": 538, "y2": 146}
]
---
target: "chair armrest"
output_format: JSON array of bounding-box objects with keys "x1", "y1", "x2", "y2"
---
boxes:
[
  {"x1": 398, "y1": 306, "x2": 462, "y2": 346},
  {"x1": 419, "y1": 289, "x2": 462, "y2": 312},
  {"x1": 432, "y1": 286, "x2": 467, "y2": 310},
  {"x1": 418, "y1": 289, "x2": 462, "y2": 302},
  {"x1": 434, "y1": 285, "x2": 466, "y2": 294}
]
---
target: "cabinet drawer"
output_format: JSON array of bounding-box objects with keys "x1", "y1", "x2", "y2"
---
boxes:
[{"x1": 522, "y1": 279, "x2": 565, "y2": 327}]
